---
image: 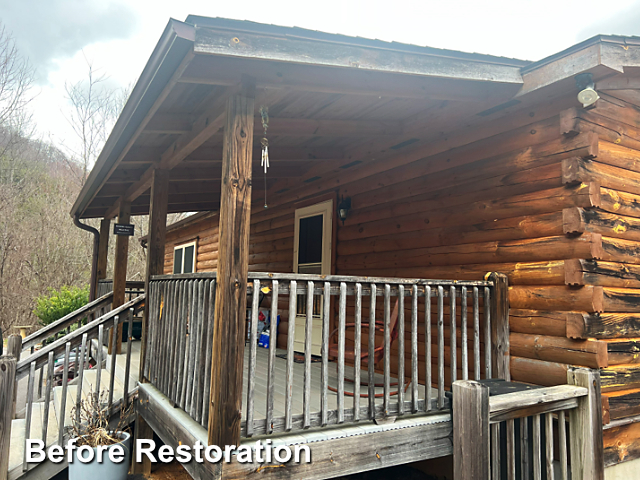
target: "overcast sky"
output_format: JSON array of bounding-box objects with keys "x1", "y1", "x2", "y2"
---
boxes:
[{"x1": 2, "y1": 0, "x2": 640, "y2": 151}]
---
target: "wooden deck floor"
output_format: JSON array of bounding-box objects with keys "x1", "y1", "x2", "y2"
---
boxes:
[{"x1": 241, "y1": 346, "x2": 430, "y2": 422}]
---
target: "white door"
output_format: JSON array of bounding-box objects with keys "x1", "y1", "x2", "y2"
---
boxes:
[{"x1": 293, "y1": 200, "x2": 333, "y2": 355}]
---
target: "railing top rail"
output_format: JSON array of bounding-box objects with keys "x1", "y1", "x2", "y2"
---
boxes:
[
  {"x1": 98, "y1": 279, "x2": 146, "y2": 288},
  {"x1": 151, "y1": 271, "x2": 493, "y2": 287},
  {"x1": 21, "y1": 292, "x2": 114, "y2": 352},
  {"x1": 16, "y1": 294, "x2": 145, "y2": 379},
  {"x1": 488, "y1": 384, "x2": 588, "y2": 423}
]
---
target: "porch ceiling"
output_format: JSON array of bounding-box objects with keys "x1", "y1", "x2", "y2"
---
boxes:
[{"x1": 72, "y1": 17, "x2": 640, "y2": 219}]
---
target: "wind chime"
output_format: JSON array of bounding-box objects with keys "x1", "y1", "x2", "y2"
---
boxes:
[{"x1": 260, "y1": 106, "x2": 270, "y2": 209}]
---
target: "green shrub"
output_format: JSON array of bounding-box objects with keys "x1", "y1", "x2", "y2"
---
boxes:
[{"x1": 34, "y1": 285, "x2": 89, "y2": 326}]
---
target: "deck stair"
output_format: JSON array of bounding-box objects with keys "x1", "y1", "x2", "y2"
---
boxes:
[
  {"x1": 0, "y1": 295, "x2": 144, "y2": 480},
  {"x1": 7, "y1": 340, "x2": 141, "y2": 475}
]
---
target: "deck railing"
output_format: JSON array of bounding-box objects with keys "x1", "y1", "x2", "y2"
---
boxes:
[
  {"x1": 453, "y1": 368, "x2": 604, "y2": 480},
  {"x1": 97, "y1": 279, "x2": 146, "y2": 303},
  {"x1": 145, "y1": 271, "x2": 508, "y2": 438},
  {"x1": 0, "y1": 295, "x2": 144, "y2": 478}
]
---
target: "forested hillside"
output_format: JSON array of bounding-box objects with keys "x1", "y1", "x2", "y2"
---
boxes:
[{"x1": 0, "y1": 24, "x2": 148, "y2": 337}]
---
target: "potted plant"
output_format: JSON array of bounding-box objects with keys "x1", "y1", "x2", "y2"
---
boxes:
[{"x1": 67, "y1": 391, "x2": 133, "y2": 480}]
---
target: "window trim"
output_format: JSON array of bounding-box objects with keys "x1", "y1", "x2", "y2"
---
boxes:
[{"x1": 173, "y1": 240, "x2": 197, "y2": 274}]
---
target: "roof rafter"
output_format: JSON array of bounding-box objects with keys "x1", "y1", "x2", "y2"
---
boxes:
[{"x1": 104, "y1": 84, "x2": 239, "y2": 219}]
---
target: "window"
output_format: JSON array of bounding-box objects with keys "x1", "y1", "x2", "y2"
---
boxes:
[{"x1": 173, "y1": 241, "x2": 196, "y2": 274}]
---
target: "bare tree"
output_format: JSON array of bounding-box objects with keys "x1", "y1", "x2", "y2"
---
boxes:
[
  {"x1": 63, "y1": 57, "x2": 124, "y2": 185},
  {"x1": 0, "y1": 22, "x2": 35, "y2": 185}
]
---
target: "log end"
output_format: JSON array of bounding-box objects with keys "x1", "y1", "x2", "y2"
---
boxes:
[
  {"x1": 563, "y1": 207, "x2": 586, "y2": 235},
  {"x1": 560, "y1": 107, "x2": 581, "y2": 136}
]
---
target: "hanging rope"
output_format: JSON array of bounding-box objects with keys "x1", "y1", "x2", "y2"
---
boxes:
[{"x1": 259, "y1": 106, "x2": 270, "y2": 208}]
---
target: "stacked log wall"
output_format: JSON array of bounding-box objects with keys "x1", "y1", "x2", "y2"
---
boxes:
[{"x1": 161, "y1": 91, "x2": 640, "y2": 463}]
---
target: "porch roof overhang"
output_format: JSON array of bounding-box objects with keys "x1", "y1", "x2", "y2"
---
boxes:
[{"x1": 70, "y1": 16, "x2": 640, "y2": 220}]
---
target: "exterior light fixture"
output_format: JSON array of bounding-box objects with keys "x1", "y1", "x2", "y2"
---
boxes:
[
  {"x1": 575, "y1": 72, "x2": 599, "y2": 108},
  {"x1": 338, "y1": 197, "x2": 351, "y2": 224}
]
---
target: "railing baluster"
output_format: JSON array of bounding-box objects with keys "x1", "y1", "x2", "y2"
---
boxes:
[
  {"x1": 411, "y1": 285, "x2": 419, "y2": 413},
  {"x1": 368, "y1": 284, "x2": 377, "y2": 418},
  {"x1": 123, "y1": 309, "x2": 134, "y2": 408},
  {"x1": 180, "y1": 281, "x2": 193, "y2": 409},
  {"x1": 58, "y1": 342, "x2": 71, "y2": 446},
  {"x1": 353, "y1": 283, "x2": 362, "y2": 420},
  {"x1": 491, "y1": 422, "x2": 500, "y2": 480},
  {"x1": 266, "y1": 280, "x2": 279, "y2": 433},
  {"x1": 95, "y1": 324, "x2": 104, "y2": 398},
  {"x1": 321, "y1": 281, "x2": 331, "y2": 426},
  {"x1": 143, "y1": 283, "x2": 154, "y2": 380},
  {"x1": 168, "y1": 281, "x2": 179, "y2": 404},
  {"x1": 185, "y1": 280, "x2": 198, "y2": 411},
  {"x1": 108, "y1": 316, "x2": 119, "y2": 413},
  {"x1": 285, "y1": 280, "x2": 297, "y2": 431},
  {"x1": 177, "y1": 280, "x2": 188, "y2": 409},
  {"x1": 304, "y1": 281, "x2": 315, "y2": 428},
  {"x1": 42, "y1": 351, "x2": 54, "y2": 446},
  {"x1": 521, "y1": 417, "x2": 530, "y2": 480},
  {"x1": 169, "y1": 281, "x2": 180, "y2": 402},
  {"x1": 23, "y1": 361, "x2": 36, "y2": 472},
  {"x1": 156, "y1": 282, "x2": 167, "y2": 390},
  {"x1": 507, "y1": 419, "x2": 516, "y2": 480},
  {"x1": 383, "y1": 284, "x2": 391, "y2": 416},
  {"x1": 485, "y1": 286, "x2": 492, "y2": 379},
  {"x1": 461, "y1": 286, "x2": 468, "y2": 381},
  {"x1": 533, "y1": 414, "x2": 542, "y2": 480},
  {"x1": 437, "y1": 286, "x2": 444, "y2": 409},
  {"x1": 425, "y1": 285, "x2": 432, "y2": 412},
  {"x1": 397, "y1": 284, "x2": 405, "y2": 416},
  {"x1": 473, "y1": 287, "x2": 481, "y2": 381},
  {"x1": 202, "y1": 280, "x2": 216, "y2": 426},
  {"x1": 450, "y1": 286, "x2": 457, "y2": 384},
  {"x1": 246, "y1": 280, "x2": 260, "y2": 437},
  {"x1": 558, "y1": 410, "x2": 568, "y2": 480},
  {"x1": 75, "y1": 334, "x2": 87, "y2": 426},
  {"x1": 191, "y1": 280, "x2": 205, "y2": 419},
  {"x1": 545, "y1": 413, "x2": 554, "y2": 480},
  {"x1": 37, "y1": 365, "x2": 44, "y2": 398}
]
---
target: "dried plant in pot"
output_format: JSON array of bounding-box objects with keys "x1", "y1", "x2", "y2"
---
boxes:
[{"x1": 67, "y1": 391, "x2": 133, "y2": 480}]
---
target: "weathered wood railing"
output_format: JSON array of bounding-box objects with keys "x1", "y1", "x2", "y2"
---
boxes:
[
  {"x1": 21, "y1": 294, "x2": 113, "y2": 355},
  {"x1": 0, "y1": 295, "x2": 144, "y2": 478},
  {"x1": 144, "y1": 275, "x2": 216, "y2": 426},
  {"x1": 145, "y1": 271, "x2": 508, "y2": 438},
  {"x1": 97, "y1": 279, "x2": 145, "y2": 302},
  {"x1": 453, "y1": 368, "x2": 604, "y2": 480}
]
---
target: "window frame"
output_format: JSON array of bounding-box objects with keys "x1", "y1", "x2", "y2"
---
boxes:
[{"x1": 173, "y1": 240, "x2": 197, "y2": 274}]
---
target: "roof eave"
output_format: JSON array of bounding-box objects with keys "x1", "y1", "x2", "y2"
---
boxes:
[{"x1": 71, "y1": 19, "x2": 195, "y2": 219}]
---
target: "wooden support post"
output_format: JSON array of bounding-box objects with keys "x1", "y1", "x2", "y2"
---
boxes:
[
  {"x1": 96, "y1": 218, "x2": 111, "y2": 286},
  {"x1": 488, "y1": 272, "x2": 510, "y2": 380},
  {"x1": 132, "y1": 416, "x2": 153, "y2": 475},
  {"x1": 0, "y1": 356, "x2": 17, "y2": 480},
  {"x1": 109, "y1": 202, "x2": 130, "y2": 355},
  {"x1": 208, "y1": 79, "x2": 255, "y2": 447},
  {"x1": 568, "y1": 367, "x2": 604, "y2": 480},
  {"x1": 6, "y1": 336, "x2": 21, "y2": 420},
  {"x1": 139, "y1": 168, "x2": 169, "y2": 382},
  {"x1": 453, "y1": 380, "x2": 490, "y2": 480}
]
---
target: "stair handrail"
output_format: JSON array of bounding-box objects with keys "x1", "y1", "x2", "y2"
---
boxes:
[
  {"x1": 21, "y1": 292, "x2": 114, "y2": 353},
  {"x1": 16, "y1": 294, "x2": 145, "y2": 380}
]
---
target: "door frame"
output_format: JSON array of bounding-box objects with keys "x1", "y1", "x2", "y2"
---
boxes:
[{"x1": 293, "y1": 199, "x2": 334, "y2": 275}]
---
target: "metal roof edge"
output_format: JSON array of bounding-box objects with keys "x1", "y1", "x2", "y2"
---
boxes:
[
  {"x1": 185, "y1": 15, "x2": 531, "y2": 69},
  {"x1": 522, "y1": 34, "x2": 640, "y2": 74}
]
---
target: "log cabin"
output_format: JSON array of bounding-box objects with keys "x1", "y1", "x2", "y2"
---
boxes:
[{"x1": 3, "y1": 14, "x2": 640, "y2": 480}]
